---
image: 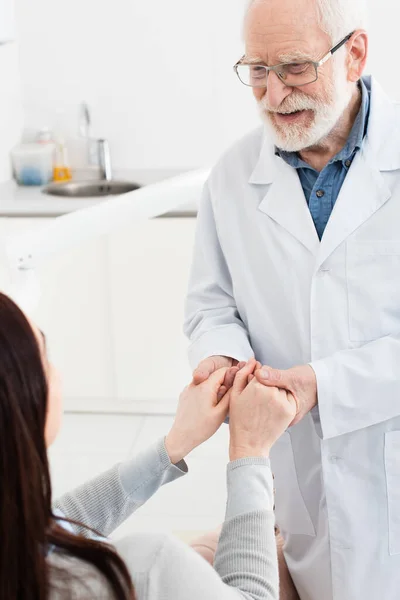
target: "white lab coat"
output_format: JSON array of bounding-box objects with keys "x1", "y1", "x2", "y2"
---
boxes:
[{"x1": 184, "y1": 76, "x2": 400, "y2": 600}]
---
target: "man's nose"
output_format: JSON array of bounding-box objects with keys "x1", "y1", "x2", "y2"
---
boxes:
[{"x1": 264, "y1": 71, "x2": 292, "y2": 110}]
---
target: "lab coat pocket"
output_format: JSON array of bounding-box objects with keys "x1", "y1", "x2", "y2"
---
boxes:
[
  {"x1": 270, "y1": 432, "x2": 316, "y2": 537},
  {"x1": 346, "y1": 240, "x2": 400, "y2": 342},
  {"x1": 385, "y1": 431, "x2": 400, "y2": 556}
]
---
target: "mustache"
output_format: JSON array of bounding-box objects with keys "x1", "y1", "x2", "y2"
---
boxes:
[{"x1": 259, "y1": 92, "x2": 327, "y2": 115}]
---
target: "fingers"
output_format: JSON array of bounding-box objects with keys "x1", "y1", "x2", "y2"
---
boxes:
[
  {"x1": 217, "y1": 385, "x2": 227, "y2": 402},
  {"x1": 245, "y1": 361, "x2": 260, "y2": 384},
  {"x1": 219, "y1": 360, "x2": 258, "y2": 399},
  {"x1": 255, "y1": 366, "x2": 288, "y2": 389},
  {"x1": 232, "y1": 359, "x2": 257, "y2": 394},
  {"x1": 216, "y1": 388, "x2": 231, "y2": 414},
  {"x1": 192, "y1": 358, "x2": 217, "y2": 385},
  {"x1": 223, "y1": 366, "x2": 239, "y2": 391},
  {"x1": 217, "y1": 365, "x2": 240, "y2": 401},
  {"x1": 192, "y1": 356, "x2": 232, "y2": 385},
  {"x1": 203, "y1": 358, "x2": 261, "y2": 399},
  {"x1": 237, "y1": 360, "x2": 260, "y2": 370},
  {"x1": 207, "y1": 367, "x2": 232, "y2": 393}
]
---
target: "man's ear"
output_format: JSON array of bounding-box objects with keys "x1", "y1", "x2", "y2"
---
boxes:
[{"x1": 347, "y1": 30, "x2": 368, "y2": 83}]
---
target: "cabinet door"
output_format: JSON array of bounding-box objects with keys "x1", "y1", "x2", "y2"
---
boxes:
[
  {"x1": 1, "y1": 217, "x2": 114, "y2": 410},
  {"x1": 107, "y1": 218, "x2": 196, "y2": 412}
]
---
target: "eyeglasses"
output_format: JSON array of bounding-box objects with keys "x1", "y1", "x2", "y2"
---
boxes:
[{"x1": 234, "y1": 31, "x2": 355, "y2": 89}]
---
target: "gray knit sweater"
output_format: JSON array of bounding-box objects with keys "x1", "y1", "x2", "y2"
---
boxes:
[{"x1": 50, "y1": 438, "x2": 278, "y2": 600}]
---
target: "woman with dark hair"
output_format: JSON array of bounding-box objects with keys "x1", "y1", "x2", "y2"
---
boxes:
[{"x1": 0, "y1": 291, "x2": 296, "y2": 599}]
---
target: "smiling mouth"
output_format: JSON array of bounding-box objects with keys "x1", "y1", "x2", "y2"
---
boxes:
[
  {"x1": 274, "y1": 109, "x2": 311, "y2": 123},
  {"x1": 280, "y1": 109, "x2": 308, "y2": 116}
]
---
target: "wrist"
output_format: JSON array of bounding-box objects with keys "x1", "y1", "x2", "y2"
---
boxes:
[
  {"x1": 165, "y1": 431, "x2": 188, "y2": 464},
  {"x1": 229, "y1": 443, "x2": 270, "y2": 462}
]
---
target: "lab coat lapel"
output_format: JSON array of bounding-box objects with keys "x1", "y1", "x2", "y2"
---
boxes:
[
  {"x1": 249, "y1": 78, "x2": 399, "y2": 263},
  {"x1": 316, "y1": 77, "x2": 396, "y2": 269},
  {"x1": 315, "y1": 145, "x2": 391, "y2": 268},
  {"x1": 250, "y1": 137, "x2": 320, "y2": 254}
]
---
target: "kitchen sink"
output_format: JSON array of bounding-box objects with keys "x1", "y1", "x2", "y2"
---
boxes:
[{"x1": 42, "y1": 180, "x2": 141, "y2": 198}]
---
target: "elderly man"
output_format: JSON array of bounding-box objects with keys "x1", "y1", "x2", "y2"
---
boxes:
[{"x1": 184, "y1": 0, "x2": 400, "y2": 599}]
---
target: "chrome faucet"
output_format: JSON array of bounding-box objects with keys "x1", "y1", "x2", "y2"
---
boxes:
[
  {"x1": 97, "y1": 139, "x2": 112, "y2": 181},
  {"x1": 79, "y1": 102, "x2": 113, "y2": 181}
]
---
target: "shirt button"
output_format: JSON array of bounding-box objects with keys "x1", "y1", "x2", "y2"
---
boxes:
[
  {"x1": 316, "y1": 189, "x2": 325, "y2": 198},
  {"x1": 345, "y1": 159, "x2": 351, "y2": 168}
]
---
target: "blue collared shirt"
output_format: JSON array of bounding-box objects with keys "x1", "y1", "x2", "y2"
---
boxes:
[{"x1": 276, "y1": 79, "x2": 371, "y2": 240}]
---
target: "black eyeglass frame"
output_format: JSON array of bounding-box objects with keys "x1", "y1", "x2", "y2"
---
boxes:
[{"x1": 234, "y1": 31, "x2": 355, "y2": 88}]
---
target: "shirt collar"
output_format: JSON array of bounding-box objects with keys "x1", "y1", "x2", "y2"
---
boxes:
[{"x1": 275, "y1": 78, "x2": 371, "y2": 171}]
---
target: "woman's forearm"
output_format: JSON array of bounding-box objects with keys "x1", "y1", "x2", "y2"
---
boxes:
[
  {"x1": 214, "y1": 458, "x2": 279, "y2": 600},
  {"x1": 131, "y1": 458, "x2": 279, "y2": 600}
]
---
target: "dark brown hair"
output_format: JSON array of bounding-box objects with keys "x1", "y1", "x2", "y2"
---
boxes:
[{"x1": 0, "y1": 293, "x2": 135, "y2": 599}]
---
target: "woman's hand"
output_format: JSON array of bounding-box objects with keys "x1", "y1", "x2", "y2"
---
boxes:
[
  {"x1": 229, "y1": 360, "x2": 297, "y2": 461},
  {"x1": 165, "y1": 368, "x2": 231, "y2": 463}
]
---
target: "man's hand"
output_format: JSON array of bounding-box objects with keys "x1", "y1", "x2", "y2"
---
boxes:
[
  {"x1": 193, "y1": 356, "x2": 260, "y2": 401},
  {"x1": 192, "y1": 355, "x2": 241, "y2": 401},
  {"x1": 192, "y1": 355, "x2": 235, "y2": 384},
  {"x1": 255, "y1": 364, "x2": 318, "y2": 426}
]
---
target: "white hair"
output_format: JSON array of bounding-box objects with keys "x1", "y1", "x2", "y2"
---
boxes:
[{"x1": 245, "y1": 0, "x2": 368, "y2": 44}]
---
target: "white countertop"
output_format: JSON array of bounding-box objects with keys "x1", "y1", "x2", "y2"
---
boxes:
[{"x1": 0, "y1": 169, "x2": 199, "y2": 217}]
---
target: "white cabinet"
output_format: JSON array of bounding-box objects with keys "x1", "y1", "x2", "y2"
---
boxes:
[
  {"x1": 1, "y1": 217, "x2": 114, "y2": 410},
  {"x1": 0, "y1": 216, "x2": 197, "y2": 414},
  {"x1": 107, "y1": 218, "x2": 196, "y2": 412}
]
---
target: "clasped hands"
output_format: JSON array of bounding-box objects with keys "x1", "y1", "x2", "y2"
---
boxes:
[
  {"x1": 165, "y1": 358, "x2": 298, "y2": 466},
  {"x1": 193, "y1": 355, "x2": 318, "y2": 427}
]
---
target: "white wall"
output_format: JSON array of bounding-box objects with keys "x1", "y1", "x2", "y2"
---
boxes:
[
  {"x1": 14, "y1": 0, "x2": 400, "y2": 171},
  {"x1": 0, "y1": 42, "x2": 22, "y2": 181},
  {"x1": 15, "y1": 0, "x2": 257, "y2": 170}
]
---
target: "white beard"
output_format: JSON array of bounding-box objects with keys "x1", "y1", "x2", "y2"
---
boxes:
[{"x1": 258, "y1": 58, "x2": 355, "y2": 152}]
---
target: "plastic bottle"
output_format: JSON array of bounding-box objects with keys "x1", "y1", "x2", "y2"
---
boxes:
[{"x1": 53, "y1": 138, "x2": 72, "y2": 183}]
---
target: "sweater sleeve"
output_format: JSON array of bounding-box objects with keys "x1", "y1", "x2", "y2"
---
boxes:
[
  {"x1": 213, "y1": 458, "x2": 278, "y2": 599},
  {"x1": 116, "y1": 457, "x2": 278, "y2": 600},
  {"x1": 53, "y1": 437, "x2": 187, "y2": 538}
]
